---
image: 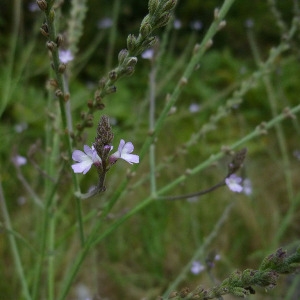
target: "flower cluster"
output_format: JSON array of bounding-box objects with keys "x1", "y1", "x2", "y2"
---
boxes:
[{"x1": 72, "y1": 139, "x2": 139, "y2": 174}]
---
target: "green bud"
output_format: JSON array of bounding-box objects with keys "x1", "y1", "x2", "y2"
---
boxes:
[
  {"x1": 36, "y1": 0, "x2": 47, "y2": 11},
  {"x1": 140, "y1": 22, "x2": 152, "y2": 37},
  {"x1": 231, "y1": 287, "x2": 250, "y2": 297},
  {"x1": 127, "y1": 34, "x2": 137, "y2": 52},
  {"x1": 108, "y1": 70, "x2": 118, "y2": 81},
  {"x1": 148, "y1": 0, "x2": 159, "y2": 15},
  {"x1": 118, "y1": 49, "x2": 129, "y2": 64},
  {"x1": 126, "y1": 57, "x2": 138, "y2": 67},
  {"x1": 162, "y1": 0, "x2": 177, "y2": 13},
  {"x1": 154, "y1": 12, "x2": 171, "y2": 29},
  {"x1": 48, "y1": 9, "x2": 55, "y2": 23}
]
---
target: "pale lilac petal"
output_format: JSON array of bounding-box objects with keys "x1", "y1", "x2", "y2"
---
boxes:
[
  {"x1": 118, "y1": 139, "x2": 125, "y2": 152},
  {"x1": 122, "y1": 142, "x2": 134, "y2": 154},
  {"x1": 121, "y1": 153, "x2": 139, "y2": 164},
  {"x1": 71, "y1": 161, "x2": 93, "y2": 174},
  {"x1": 72, "y1": 150, "x2": 87, "y2": 162},
  {"x1": 225, "y1": 174, "x2": 243, "y2": 193},
  {"x1": 84, "y1": 145, "x2": 94, "y2": 157},
  {"x1": 191, "y1": 261, "x2": 205, "y2": 275}
]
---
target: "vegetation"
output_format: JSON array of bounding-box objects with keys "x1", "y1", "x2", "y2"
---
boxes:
[{"x1": 1, "y1": 0, "x2": 300, "y2": 299}]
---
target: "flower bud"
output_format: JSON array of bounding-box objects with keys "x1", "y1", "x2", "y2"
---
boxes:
[
  {"x1": 126, "y1": 57, "x2": 138, "y2": 67},
  {"x1": 46, "y1": 41, "x2": 56, "y2": 52},
  {"x1": 105, "y1": 85, "x2": 117, "y2": 95},
  {"x1": 118, "y1": 49, "x2": 129, "y2": 64},
  {"x1": 36, "y1": 0, "x2": 47, "y2": 11},
  {"x1": 108, "y1": 70, "x2": 118, "y2": 81},
  {"x1": 55, "y1": 89, "x2": 63, "y2": 98},
  {"x1": 40, "y1": 23, "x2": 49, "y2": 37},
  {"x1": 58, "y1": 63, "x2": 66, "y2": 73},
  {"x1": 162, "y1": 0, "x2": 176, "y2": 13},
  {"x1": 127, "y1": 34, "x2": 137, "y2": 52},
  {"x1": 56, "y1": 34, "x2": 63, "y2": 47},
  {"x1": 140, "y1": 22, "x2": 152, "y2": 37},
  {"x1": 148, "y1": 0, "x2": 159, "y2": 15},
  {"x1": 48, "y1": 9, "x2": 55, "y2": 22}
]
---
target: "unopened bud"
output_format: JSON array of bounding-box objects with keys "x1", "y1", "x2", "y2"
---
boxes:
[
  {"x1": 162, "y1": 0, "x2": 176, "y2": 13},
  {"x1": 214, "y1": 8, "x2": 220, "y2": 19},
  {"x1": 40, "y1": 23, "x2": 49, "y2": 37},
  {"x1": 108, "y1": 70, "x2": 118, "y2": 81},
  {"x1": 126, "y1": 57, "x2": 138, "y2": 67},
  {"x1": 118, "y1": 49, "x2": 129, "y2": 64},
  {"x1": 58, "y1": 63, "x2": 66, "y2": 73},
  {"x1": 127, "y1": 34, "x2": 137, "y2": 52},
  {"x1": 46, "y1": 41, "x2": 56, "y2": 52},
  {"x1": 56, "y1": 34, "x2": 63, "y2": 47},
  {"x1": 205, "y1": 39, "x2": 213, "y2": 49},
  {"x1": 36, "y1": 0, "x2": 47, "y2": 11},
  {"x1": 55, "y1": 89, "x2": 63, "y2": 98},
  {"x1": 148, "y1": 0, "x2": 159, "y2": 15},
  {"x1": 218, "y1": 20, "x2": 226, "y2": 30},
  {"x1": 140, "y1": 22, "x2": 152, "y2": 37},
  {"x1": 105, "y1": 85, "x2": 117, "y2": 95}
]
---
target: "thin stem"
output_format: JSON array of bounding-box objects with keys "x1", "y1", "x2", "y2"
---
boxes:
[
  {"x1": 43, "y1": 1, "x2": 85, "y2": 245},
  {"x1": 158, "y1": 180, "x2": 226, "y2": 201},
  {"x1": 149, "y1": 58, "x2": 157, "y2": 197},
  {"x1": 0, "y1": 180, "x2": 31, "y2": 300}
]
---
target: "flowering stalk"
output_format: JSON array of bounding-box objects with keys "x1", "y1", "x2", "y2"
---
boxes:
[
  {"x1": 36, "y1": 0, "x2": 85, "y2": 246},
  {"x1": 163, "y1": 247, "x2": 300, "y2": 299},
  {"x1": 72, "y1": 116, "x2": 139, "y2": 198},
  {"x1": 159, "y1": 148, "x2": 247, "y2": 200},
  {"x1": 74, "y1": 0, "x2": 177, "y2": 140}
]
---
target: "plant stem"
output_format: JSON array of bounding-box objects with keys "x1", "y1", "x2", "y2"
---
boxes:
[{"x1": 0, "y1": 180, "x2": 31, "y2": 300}]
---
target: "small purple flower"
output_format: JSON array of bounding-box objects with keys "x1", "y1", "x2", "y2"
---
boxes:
[
  {"x1": 191, "y1": 261, "x2": 205, "y2": 275},
  {"x1": 141, "y1": 49, "x2": 154, "y2": 60},
  {"x1": 12, "y1": 155, "x2": 27, "y2": 167},
  {"x1": 110, "y1": 139, "x2": 139, "y2": 165},
  {"x1": 97, "y1": 17, "x2": 113, "y2": 29},
  {"x1": 189, "y1": 103, "x2": 201, "y2": 113},
  {"x1": 28, "y1": 2, "x2": 39, "y2": 12},
  {"x1": 225, "y1": 174, "x2": 243, "y2": 193},
  {"x1": 59, "y1": 49, "x2": 74, "y2": 64},
  {"x1": 173, "y1": 19, "x2": 182, "y2": 30},
  {"x1": 71, "y1": 145, "x2": 101, "y2": 174},
  {"x1": 190, "y1": 20, "x2": 203, "y2": 31}
]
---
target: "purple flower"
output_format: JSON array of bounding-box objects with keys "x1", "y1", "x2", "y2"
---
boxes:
[
  {"x1": 71, "y1": 145, "x2": 101, "y2": 174},
  {"x1": 141, "y1": 49, "x2": 154, "y2": 60},
  {"x1": 225, "y1": 174, "x2": 243, "y2": 193},
  {"x1": 110, "y1": 139, "x2": 139, "y2": 165},
  {"x1": 12, "y1": 155, "x2": 27, "y2": 167},
  {"x1": 189, "y1": 103, "x2": 201, "y2": 113},
  {"x1": 97, "y1": 17, "x2": 113, "y2": 29},
  {"x1": 190, "y1": 261, "x2": 205, "y2": 275},
  {"x1": 173, "y1": 19, "x2": 182, "y2": 30},
  {"x1": 59, "y1": 49, "x2": 74, "y2": 63}
]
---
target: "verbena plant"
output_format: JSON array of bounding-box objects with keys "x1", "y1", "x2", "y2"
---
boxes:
[{"x1": 1, "y1": 0, "x2": 300, "y2": 299}]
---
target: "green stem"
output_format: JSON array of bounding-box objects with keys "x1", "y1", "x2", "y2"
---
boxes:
[
  {"x1": 43, "y1": 1, "x2": 85, "y2": 245},
  {"x1": 0, "y1": 180, "x2": 31, "y2": 300}
]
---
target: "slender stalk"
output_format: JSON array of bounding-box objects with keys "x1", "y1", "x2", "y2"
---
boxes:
[
  {"x1": 106, "y1": 0, "x2": 121, "y2": 71},
  {"x1": 149, "y1": 57, "x2": 157, "y2": 197},
  {"x1": 43, "y1": 0, "x2": 85, "y2": 245},
  {"x1": 0, "y1": 180, "x2": 31, "y2": 300}
]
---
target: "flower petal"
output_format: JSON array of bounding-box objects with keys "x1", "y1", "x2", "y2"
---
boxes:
[
  {"x1": 121, "y1": 142, "x2": 134, "y2": 154},
  {"x1": 72, "y1": 150, "x2": 87, "y2": 162},
  {"x1": 71, "y1": 160, "x2": 93, "y2": 174},
  {"x1": 121, "y1": 153, "x2": 139, "y2": 164}
]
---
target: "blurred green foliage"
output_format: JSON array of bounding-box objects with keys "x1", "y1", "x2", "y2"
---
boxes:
[{"x1": 1, "y1": 0, "x2": 300, "y2": 299}]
